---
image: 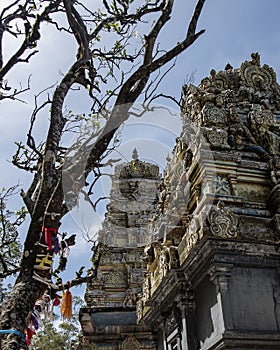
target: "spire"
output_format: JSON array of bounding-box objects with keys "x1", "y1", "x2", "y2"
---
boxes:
[{"x1": 132, "y1": 148, "x2": 138, "y2": 160}]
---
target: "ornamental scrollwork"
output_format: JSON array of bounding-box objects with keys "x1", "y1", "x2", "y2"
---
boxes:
[{"x1": 208, "y1": 201, "x2": 238, "y2": 238}]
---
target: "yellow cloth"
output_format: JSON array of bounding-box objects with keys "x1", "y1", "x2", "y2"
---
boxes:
[{"x1": 60, "y1": 290, "x2": 72, "y2": 319}]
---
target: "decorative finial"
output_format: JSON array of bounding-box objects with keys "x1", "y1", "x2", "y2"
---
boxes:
[
  {"x1": 251, "y1": 52, "x2": 260, "y2": 66},
  {"x1": 166, "y1": 153, "x2": 171, "y2": 162},
  {"x1": 225, "y1": 63, "x2": 233, "y2": 70},
  {"x1": 132, "y1": 148, "x2": 138, "y2": 160}
]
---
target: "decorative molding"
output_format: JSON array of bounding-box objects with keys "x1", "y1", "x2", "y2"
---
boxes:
[
  {"x1": 121, "y1": 335, "x2": 140, "y2": 350},
  {"x1": 209, "y1": 263, "x2": 233, "y2": 293}
]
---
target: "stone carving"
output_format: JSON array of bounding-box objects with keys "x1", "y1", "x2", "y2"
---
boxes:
[
  {"x1": 227, "y1": 105, "x2": 257, "y2": 149},
  {"x1": 213, "y1": 174, "x2": 231, "y2": 195},
  {"x1": 100, "y1": 249, "x2": 112, "y2": 264},
  {"x1": 96, "y1": 150, "x2": 160, "y2": 250},
  {"x1": 177, "y1": 216, "x2": 200, "y2": 260},
  {"x1": 204, "y1": 127, "x2": 228, "y2": 147},
  {"x1": 182, "y1": 53, "x2": 280, "y2": 158},
  {"x1": 105, "y1": 269, "x2": 126, "y2": 285},
  {"x1": 208, "y1": 201, "x2": 238, "y2": 238},
  {"x1": 186, "y1": 217, "x2": 200, "y2": 251},
  {"x1": 118, "y1": 158, "x2": 160, "y2": 180},
  {"x1": 121, "y1": 336, "x2": 140, "y2": 350},
  {"x1": 174, "y1": 137, "x2": 188, "y2": 161},
  {"x1": 136, "y1": 295, "x2": 144, "y2": 321},
  {"x1": 159, "y1": 244, "x2": 179, "y2": 277},
  {"x1": 240, "y1": 52, "x2": 278, "y2": 106},
  {"x1": 142, "y1": 271, "x2": 151, "y2": 302},
  {"x1": 202, "y1": 103, "x2": 227, "y2": 126},
  {"x1": 159, "y1": 246, "x2": 170, "y2": 278},
  {"x1": 210, "y1": 69, "x2": 229, "y2": 91},
  {"x1": 200, "y1": 76, "x2": 217, "y2": 104},
  {"x1": 142, "y1": 239, "x2": 180, "y2": 299},
  {"x1": 248, "y1": 104, "x2": 274, "y2": 125},
  {"x1": 123, "y1": 288, "x2": 137, "y2": 307},
  {"x1": 247, "y1": 104, "x2": 279, "y2": 156},
  {"x1": 168, "y1": 245, "x2": 180, "y2": 269},
  {"x1": 268, "y1": 157, "x2": 280, "y2": 185}
]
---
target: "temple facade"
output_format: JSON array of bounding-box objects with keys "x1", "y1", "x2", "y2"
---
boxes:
[{"x1": 79, "y1": 54, "x2": 280, "y2": 350}]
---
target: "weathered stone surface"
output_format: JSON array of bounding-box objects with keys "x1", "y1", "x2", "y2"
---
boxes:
[
  {"x1": 81, "y1": 150, "x2": 159, "y2": 349},
  {"x1": 80, "y1": 54, "x2": 280, "y2": 350},
  {"x1": 137, "y1": 54, "x2": 280, "y2": 350}
]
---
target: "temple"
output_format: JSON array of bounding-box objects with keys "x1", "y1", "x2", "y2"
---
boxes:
[
  {"x1": 79, "y1": 150, "x2": 160, "y2": 349},
  {"x1": 79, "y1": 53, "x2": 280, "y2": 350}
]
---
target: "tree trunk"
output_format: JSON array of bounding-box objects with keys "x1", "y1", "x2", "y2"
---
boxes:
[
  {"x1": 0, "y1": 200, "x2": 61, "y2": 349},
  {"x1": 0, "y1": 268, "x2": 45, "y2": 349}
]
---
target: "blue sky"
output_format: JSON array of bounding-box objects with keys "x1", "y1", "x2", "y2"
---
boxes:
[{"x1": 1, "y1": 0, "x2": 280, "y2": 294}]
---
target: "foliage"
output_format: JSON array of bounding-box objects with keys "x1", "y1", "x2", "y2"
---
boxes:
[
  {"x1": 30, "y1": 296, "x2": 83, "y2": 350},
  {"x1": 0, "y1": 186, "x2": 27, "y2": 278},
  {"x1": 0, "y1": 281, "x2": 13, "y2": 306}
]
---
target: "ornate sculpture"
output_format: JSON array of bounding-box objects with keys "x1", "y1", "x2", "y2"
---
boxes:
[
  {"x1": 208, "y1": 201, "x2": 238, "y2": 238},
  {"x1": 121, "y1": 336, "x2": 140, "y2": 350}
]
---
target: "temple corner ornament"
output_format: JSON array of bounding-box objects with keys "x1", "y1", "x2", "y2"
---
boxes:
[{"x1": 208, "y1": 201, "x2": 238, "y2": 238}]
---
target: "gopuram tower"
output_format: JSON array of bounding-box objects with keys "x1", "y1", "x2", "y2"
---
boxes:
[
  {"x1": 79, "y1": 54, "x2": 280, "y2": 350},
  {"x1": 79, "y1": 149, "x2": 160, "y2": 349},
  {"x1": 137, "y1": 53, "x2": 280, "y2": 350}
]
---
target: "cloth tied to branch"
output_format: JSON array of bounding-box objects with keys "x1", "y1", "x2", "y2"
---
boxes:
[
  {"x1": 42, "y1": 227, "x2": 58, "y2": 251},
  {"x1": 60, "y1": 289, "x2": 72, "y2": 320}
]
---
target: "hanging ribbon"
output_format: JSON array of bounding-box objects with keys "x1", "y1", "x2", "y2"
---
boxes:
[
  {"x1": 60, "y1": 283, "x2": 72, "y2": 320},
  {"x1": 30, "y1": 315, "x2": 38, "y2": 330},
  {"x1": 25, "y1": 327, "x2": 36, "y2": 346},
  {"x1": 52, "y1": 236, "x2": 60, "y2": 254},
  {"x1": 53, "y1": 294, "x2": 60, "y2": 307},
  {"x1": 42, "y1": 227, "x2": 58, "y2": 251}
]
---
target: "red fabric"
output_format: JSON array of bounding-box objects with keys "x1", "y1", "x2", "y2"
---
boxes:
[
  {"x1": 53, "y1": 294, "x2": 60, "y2": 306},
  {"x1": 43, "y1": 227, "x2": 58, "y2": 251},
  {"x1": 25, "y1": 327, "x2": 36, "y2": 345}
]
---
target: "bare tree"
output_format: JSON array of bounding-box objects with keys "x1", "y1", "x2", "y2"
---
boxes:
[{"x1": 0, "y1": 0, "x2": 206, "y2": 348}]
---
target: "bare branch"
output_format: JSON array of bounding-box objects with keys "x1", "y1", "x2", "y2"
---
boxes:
[
  {"x1": 0, "y1": 0, "x2": 62, "y2": 80},
  {"x1": 187, "y1": 0, "x2": 206, "y2": 37},
  {"x1": 0, "y1": 76, "x2": 31, "y2": 102},
  {"x1": 53, "y1": 242, "x2": 104, "y2": 291}
]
